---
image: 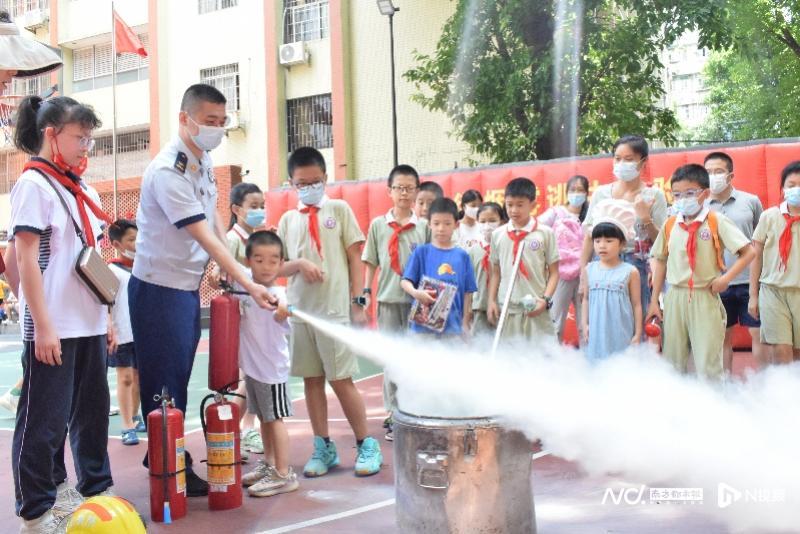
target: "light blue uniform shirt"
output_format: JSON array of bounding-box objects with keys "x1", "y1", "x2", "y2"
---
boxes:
[{"x1": 133, "y1": 136, "x2": 218, "y2": 291}]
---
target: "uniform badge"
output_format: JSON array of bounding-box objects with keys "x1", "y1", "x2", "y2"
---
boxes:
[
  {"x1": 699, "y1": 229, "x2": 712, "y2": 241},
  {"x1": 189, "y1": 163, "x2": 198, "y2": 173},
  {"x1": 529, "y1": 239, "x2": 542, "y2": 251},
  {"x1": 174, "y1": 152, "x2": 188, "y2": 174},
  {"x1": 324, "y1": 217, "x2": 336, "y2": 229}
]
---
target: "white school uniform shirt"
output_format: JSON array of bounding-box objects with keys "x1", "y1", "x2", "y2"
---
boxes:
[
  {"x1": 133, "y1": 136, "x2": 218, "y2": 291},
  {"x1": 457, "y1": 221, "x2": 482, "y2": 249},
  {"x1": 109, "y1": 262, "x2": 134, "y2": 344},
  {"x1": 234, "y1": 270, "x2": 291, "y2": 384},
  {"x1": 8, "y1": 169, "x2": 107, "y2": 341}
]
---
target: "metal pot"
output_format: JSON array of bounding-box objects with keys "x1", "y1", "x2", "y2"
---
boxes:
[{"x1": 393, "y1": 410, "x2": 536, "y2": 533}]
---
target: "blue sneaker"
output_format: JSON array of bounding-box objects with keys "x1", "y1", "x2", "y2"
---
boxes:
[
  {"x1": 133, "y1": 415, "x2": 146, "y2": 433},
  {"x1": 303, "y1": 437, "x2": 339, "y2": 477},
  {"x1": 354, "y1": 437, "x2": 382, "y2": 476},
  {"x1": 121, "y1": 429, "x2": 139, "y2": 446}
]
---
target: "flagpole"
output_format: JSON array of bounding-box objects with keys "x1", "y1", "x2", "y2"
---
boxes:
[{"x1": 111, "y1": 1, "x2": 119, "y2": 219}]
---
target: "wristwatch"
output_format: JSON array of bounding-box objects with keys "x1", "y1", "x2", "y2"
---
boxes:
[
  {"x1": 362, "y1": 288, "x2": 372, "y2": 295},
  {"x1": 543, "y1": 296, "x2": 553, "y2": 310},
  {"x1": 352, "y1": 296, "x2": 368, "y2": 307}
]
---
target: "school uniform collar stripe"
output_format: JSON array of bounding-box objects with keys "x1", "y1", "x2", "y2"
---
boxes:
[
  {"x1": 780, "y1": 201, "x2": 790, "y2": 215},
  {"x1": 385, "y1": 209, "x2": 419, "y2": 225},
  {"x1": 297, "y1": 194, "x2": 329, "y2": 210},
  {"x1": 233, "y1": 224, "x2": 251, "y2": 239}
]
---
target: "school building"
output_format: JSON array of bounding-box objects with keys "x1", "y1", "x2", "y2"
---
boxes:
[{"x1": 0, "y1": 0, "x2": 481, "y2": 237}]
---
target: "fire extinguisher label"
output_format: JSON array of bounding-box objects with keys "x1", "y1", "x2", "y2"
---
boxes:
[
  {"x1": 207, "y1": 432, "x2": 236, "y2": 485},
  {"x1": 176, "y1": 437, "x2": 186, "y2": 494}
]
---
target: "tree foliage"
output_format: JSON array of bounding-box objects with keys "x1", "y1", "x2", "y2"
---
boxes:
[{"x1": 404, "y1": 0, "x2": 728, "y2": 162}]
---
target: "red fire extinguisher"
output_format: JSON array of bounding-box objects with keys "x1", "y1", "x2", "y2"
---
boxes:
[
  {"x1": 208, "y1": 288, "x2": 241, "y2": 392},
  {"x1": 201, "y1": 393, "x2": 242, "y2": 510},
  {"x1": 147, "y1": 387, "x2": 187, "y2": 523}
]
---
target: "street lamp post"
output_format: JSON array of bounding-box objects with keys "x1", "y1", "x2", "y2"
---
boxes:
[{"x1": 376, "y1": 0, "x2": 399, "y2": 168}]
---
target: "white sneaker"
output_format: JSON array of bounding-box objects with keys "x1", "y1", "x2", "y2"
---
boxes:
[
  {"x1": 51, "y1": 483, "x2": 84, "y2": 523},
  {"x1": 247, "y1": 467, "x2": 299, "y2": 498},
  {"x1": 19, "y1": 510, "x2": 65, "y2": 534},
  {"x1": 242, "y1": 460, "x2": 275, "y2": 487},
  {"x1": 0, "y1": 389, "x2": 20, "y2": 413}
]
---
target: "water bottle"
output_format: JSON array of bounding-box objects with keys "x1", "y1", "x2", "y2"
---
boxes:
[{"x1": 521, "y1": 294, "x2": 536, "y2": 313}]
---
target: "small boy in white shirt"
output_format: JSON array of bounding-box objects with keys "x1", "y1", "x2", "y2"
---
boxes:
[{"x1": 237, "y1": 231, "x2": 299, "y2": 497}]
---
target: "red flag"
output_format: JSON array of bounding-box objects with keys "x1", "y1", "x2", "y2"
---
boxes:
[{"x1": 113, "y1": 10, "x2": 148, "y2": 57}]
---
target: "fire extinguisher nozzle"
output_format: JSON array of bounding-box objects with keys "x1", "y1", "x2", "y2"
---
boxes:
[{"x1": 163, "y1": 503, "x2": 172, "y2": 524}]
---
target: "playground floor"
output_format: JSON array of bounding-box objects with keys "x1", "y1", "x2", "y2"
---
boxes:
[{"x1": 0, "y1": 331, "x2": 759, "y2": 533}]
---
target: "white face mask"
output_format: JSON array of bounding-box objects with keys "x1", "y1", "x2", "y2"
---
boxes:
[
  {"x1": 298, "y1": 182, "x2": 325, "y2": 206},
  {"x1": 188, "y1": 115, "x2": 225, "y2": 151},
  {"x1": 464, "y1": 206, "x2": 479, "y2": 220},
  {"x1": 478, "y1": 221, "x2": 500, "y2": 241},
  {"x1": 674, "y1": 197, "x2": 703, "y2": 217},
  {"x1": 785, "y1": 186, "x2": 800, "y2": 207},
  {"x1": 709, "y1": 172, "x2": 730, "y2": 194},
  {"x1": 122, "y1": 249, "x2": 135, "y2": 260},
  {"x1": 613, "y1": 161, "x2": 640, "y2": 182}
]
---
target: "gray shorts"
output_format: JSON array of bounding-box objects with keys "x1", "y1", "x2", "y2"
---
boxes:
[{"x1": 244, "y1": 376, "x2": 293, "y2": 423}]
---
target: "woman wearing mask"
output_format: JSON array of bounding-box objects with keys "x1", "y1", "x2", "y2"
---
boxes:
[
  {"x1": 539, "y1": 175, "x2": 589, "y2": 343},
  {"x1": 457, "y1": 189, "x2": 484, "y2": 249},
  {"x1": 580, "y1": 135, "x2": 668, "y2": 322}
]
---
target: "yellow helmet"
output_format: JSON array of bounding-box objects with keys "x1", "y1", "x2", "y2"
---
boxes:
[{"x1": 66, "y1": 496, "x2": 146, "y2": 534}]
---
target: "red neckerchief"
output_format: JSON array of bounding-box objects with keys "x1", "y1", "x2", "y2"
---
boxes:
[
  {"x1": 109, "y1": 257, "x2": 134, "y2": 269},
  {"x1": 481, "y1": 244, "x2": 491, "y2": 287},
  {"x1": 299, "y1": 205, "x2": 323, "y2": 259},
  {"x1": 779, "y1": 212, "x2": 800, "y2": 271},
  {"x1": 679, "y1": 220, "x2": 703, "y2": 293},
  {"x1": 24, "y1": 158, "x2": 110, "y2": 247},
  {"x1": 506, "y1": 219, "x2": 537, "y2": 279},
  {"x1": 388, "y1": 221, "x2": 416, "y2": 275}
]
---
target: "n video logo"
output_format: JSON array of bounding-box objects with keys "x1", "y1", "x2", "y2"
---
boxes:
[{"x1": 718, "y1": 483, "x2": 742, "y2": 509}]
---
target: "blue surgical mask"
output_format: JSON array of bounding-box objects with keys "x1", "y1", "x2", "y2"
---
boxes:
[
  {"x1": 245, "y1": 209, "x2": 266, "y2": 228},
  {"x1": 567, "y1": 193, "x2": 587, "y2": 207},
  {"x1": 674, "y1": 197, "x2": 702, "y2": 217},
  {"x1": 785, "y1": 186, "x2": 800, "y2": 207},
  {"x1": 298, "y1": 182, "x2": 325, "y2": 206},
  {"x1": 613, "y1": 161, "x2": 640, "y2": 182}
]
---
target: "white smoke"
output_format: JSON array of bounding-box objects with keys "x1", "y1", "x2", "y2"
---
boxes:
[{"x1": 291, "y1": 309, "x2": 800, "y2": 533}]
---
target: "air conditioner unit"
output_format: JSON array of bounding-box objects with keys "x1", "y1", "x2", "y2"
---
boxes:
[
  {"x1": 224, "y1": 111, "x2": 242, "y2": 131},
  {"x1": 279, "y1": 42, "x2": 309, "y2": 67},
  {"x1": 22, "y1": 8, "x2": 49, "y2": 31}
]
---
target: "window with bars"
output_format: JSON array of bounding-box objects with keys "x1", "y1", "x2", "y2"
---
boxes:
[
  {"x1": 72, "y1": 34, "x2": 149, "y2": 91},
  {"x1": 284, "y1": 0, "x2": 329, "y2": 44},
  {"x1": 200, "y1": 63, "x2": 239, "y2": 112},
  {"x1": 0, "y1": 0, "x2": 49, "y2": 18},
  {"x1": 10, "y1": 73, "x2": 50, "y2": 97},
  {"x1": 198, "y1": 0, "x2": 237, "y2": 15},
  {"x1": 287, "y1": 94, "x2": 332, "y2": 151},
  {"x1": 89, "y1": 129, "x2": 151, "y2": 158}
]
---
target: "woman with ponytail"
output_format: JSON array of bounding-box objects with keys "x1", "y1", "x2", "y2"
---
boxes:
[{"x1": 9, "y1": 95, "x2": 114, "y2": 532}]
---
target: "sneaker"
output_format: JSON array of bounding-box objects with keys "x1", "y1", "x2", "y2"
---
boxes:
[
  {"x1": 19, "y1": 510, "x2": 65, "y2": 534},
  {"x1": 242, "y1": 429, "x2": 264, "y2": 454},
  {"x1": 0, "y1": 388, "x2": 20, "y2": 413},
  {"x1": 186, "y1": 469, "x2": 209, "y2": 497},
  {"x1": 242, "y1": 460, "x2": 276, "y2": 487},
  {"x1": 303, "y1": 436, "x2": 339, "y2": 477},
  {"x1": 239, "y1": 441, "x2": 250, "y2": 462},
  {"x1": 51, "y1": 483, "x2": 84, "y2": 524},
  {"x1": 248, "y1": 467, "x2": 299, "y2": 498},
  {"x1": 121, "y1": 429, "x2": 139, "y2": 446},
  {"x1": 354, "y1": 437, "x2": 382, "y2": 477},
  {"x1": 132, "y1": 415, "x2": 146, "y2": 433},
  {"x1": 384, "y1": 425, "x2": 393, "y2": 442},
  {"x1": 108, "y1": 406, "x2": 119, "y2": 416},
  {"x1": 383, "y1": 415, "x2": 394, "y2": 442}
]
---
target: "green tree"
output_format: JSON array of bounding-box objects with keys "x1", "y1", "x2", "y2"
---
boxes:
[
  {"x1": 700, "y1": 0, "x2": 800, "y2": 141},
  {"x1": 404, "y1": 0, "x2": 728, "y2": 162}
]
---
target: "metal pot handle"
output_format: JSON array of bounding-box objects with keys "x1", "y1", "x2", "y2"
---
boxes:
[{"x1": 417, "y1": 452, "x2": 449, "y2": 489}]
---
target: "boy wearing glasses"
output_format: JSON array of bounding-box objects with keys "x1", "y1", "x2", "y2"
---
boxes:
[
  {"x1": 362, "y1": 164, "x2": 429, "y2": 440},
  {"x1": 647, "y1": 164, "x2": 753, "y2": 380},
  {"x1": 277, "y1": 147, "x2": 383, "y2": 477}
]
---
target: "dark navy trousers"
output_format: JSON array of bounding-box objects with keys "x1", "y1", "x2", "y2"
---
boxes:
[{"x1": 12, "y1": 336, "x2": 113, "y2": 520}]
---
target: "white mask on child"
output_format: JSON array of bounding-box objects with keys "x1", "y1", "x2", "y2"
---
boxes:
[{"x1": 464, "y1": 206, "x2": 479, "y2": 220}]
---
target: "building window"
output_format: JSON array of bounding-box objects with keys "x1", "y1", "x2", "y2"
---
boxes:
[
  {"x1": 72, "y1": 34, "x2": 149, "y2": 92},
  {"x1": 82, "y1": 128, "x2": 151, "y2": 184},
  {"x1": 10, "y1": 73, "x2": 51, "y2": 97},
  {"x1": 287, "y1": 93, "x2": 332, "y2": 152},
  {"x1": 284, "y1": 0, "x2": 329, "y2": 44},
  {"x1": 0, "y1": 0, "x2": 49, "y2": 18},
  {"x1": 198, "y1": 0, "x2": 237, "y2": 15},
  {"x1": 200, "y1": 63, "x2": 239, "y2": 113},
  {"x1": 89, "y1": 129, "x2": 151, "y2": 158}
]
